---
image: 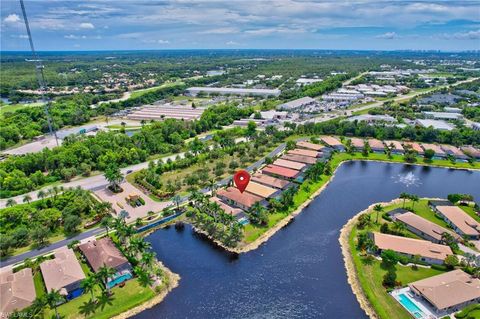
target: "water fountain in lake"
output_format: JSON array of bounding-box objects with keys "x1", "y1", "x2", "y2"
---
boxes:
[{"x1": 392, "y1": 172, "x2": 421, "y2": 187}]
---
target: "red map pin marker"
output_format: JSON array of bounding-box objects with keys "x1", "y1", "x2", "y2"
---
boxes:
[{"x1": 233, "y1": 170, "x2": 250, "y2": 193}]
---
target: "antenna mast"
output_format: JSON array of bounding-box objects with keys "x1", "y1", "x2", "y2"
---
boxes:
[{"x1": 19, "y1": 0, "x2": 59, "y2": 146}]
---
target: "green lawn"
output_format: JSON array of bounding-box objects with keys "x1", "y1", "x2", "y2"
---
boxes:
[
  {"x1": 0, "y1": 102, "x2": 45, "y2": 115},
  {"x1": 383, "y1": 200, "x2": 450, "y2": 229},
  {"x1": 44, "y1": 279, "x2": 155, "y2": 319},
  {"x1": 33, "y1": 271, "x2": 46, "y2": 298},
  {"x1": 349, "y1": 221, "x2": 447, "y2": 319},
  {"x1": 129, "y1": 81, "x2": 184, "y2": 99},
  {"x1": 243, "y1": 212, "x2": 288, "y2": 243},
  {"x1": 459, "y1": 205, "x2": 480, "y2": 223}
]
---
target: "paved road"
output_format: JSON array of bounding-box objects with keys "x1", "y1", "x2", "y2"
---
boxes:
[{"x1": 0, "y1": 138, "x2": 285, "y2": 268}]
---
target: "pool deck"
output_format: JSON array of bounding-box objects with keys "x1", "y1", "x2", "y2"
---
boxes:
[{"x1": 390, "y1": 287, "x2": 448, "y2": 319}]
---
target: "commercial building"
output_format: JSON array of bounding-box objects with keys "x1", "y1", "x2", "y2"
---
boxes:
[
  {"x1": 281, "y1": 153, "x2": 317, "y2": 165},
  {"x1": 384, "y1": 140, "x2": 404, "y2": 154},
  {"x1": 409, "y1": 270, "x2": 480, "y2": 312},
  {"x1": 262, "y1": 164, "x2": 301, "y2": 180},
  {"x1": 127, "y1": 105, "x2": 205, "y2": 121},
  {"x1": 421, "y1": 143, "x2": 447, "y2": 159},
  {"x1": 0, "y1": 268, "x2": 36, "y2": 314},
  {"x1": 347, "y1": 114, "x2": 396, "y2": 124},
  {"x1": 257, "y1": 110, "x2": 288, "y2": 121},
  {"x1": 372, "y1": 232, "x2": 452, "y2": 264},
  {"x1": 394, "y1": 212, "x2": 460, "y2": 243},
  {"x1": 295, "y1": 78, "x2": 322, "y2": 86},
  {"x1": 273, "y1": 158, "x2": 307, "y2": 172},
  {"x1": 320, "y1": 136, "x2": 345, "y2": 151},
  {"x1": 217, "y1": 187, "x2": 266, "y2": 211},
  {"x1": 79, "y1": 237, "x2": 132, "y2": 289},
  {"x1": 40, "y1": 249, "x2": 86, "y2": 300},
  {"x1": 422, "y1": 112, "x2": 463, "y2": 121},
  {"x1": 277, "y1": 97, "x2": 318, "y2": 110},
  {"x1": 367, "y1": 139, "x2": 385, "y2": 153},
  {"x1": 433, "y1": 205, "x2": 480, "y2": 239},
  {"x1": 186, "y1": 87, "x2": 281, "y2": 97},
  {"x1": 251, "y1": 173, "x2": 292, "y2": 190},
  {"x1": 415, "y1": 119, "x2": 455, "y2": 131},
  {"x1": 287, "y1": 149, "x2": 321, "y2": 158}
]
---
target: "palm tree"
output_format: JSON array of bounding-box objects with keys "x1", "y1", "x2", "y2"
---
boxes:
[
  {"x1": 140, "y1": 251, "x2": 156, "y2": 270},
  {"x1": 81, "y1": 275, "x2": 97, "y2": 302},
  {"x1": 172, "y1": 194, "x2": 182, "y2": 211},
  {"x1": 37, "y1": 190, "x2": 46, "y2": 200},
  {"x1": 208, "y1": 178, "x2": 217, "y2": 195},
  {"x1": 118, "y1": 210, "x2": 130, "y2": 223},
  {"x1": 373, "y1": 204, "x2": 383, "y2": 224},
  {"x1": 410, "y1": 194, "x2": 419, "y2": 211},
  {"x1": 100, "y1": 215, "x2": 113, "y2": 235},
  {"x1": 97, "y1": 266, "x2": 116, "y2": 292},
  {"x1": 392, "y1": 221, "x2": 406, "y2": 234},
  {"x1": 399, "y1": 192, "x2": 410, "y2": 208},
  {"x1": 6, "y1": 199, "x2": 16, "y2": 207},
  {"x1": 135, "y1": 266, "x2": 154, "y2": 287},
  {"x1": 45, "y1": 289, "x2": 64, "y2": 319},
  {"x1": 23, "y1": 194, "x2": 32, "y2": 204}
]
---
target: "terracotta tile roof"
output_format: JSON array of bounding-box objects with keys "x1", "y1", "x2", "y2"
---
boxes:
[
  {"x1": 79, "y1": 237, "x2": 130, "y2": 272},
  {"x1": 321, "y1": 136, "x2": 343, "y2": 147},
  {"x1": 461, "y1": 146, "x2": 480, "y2": 158},
  {"x1": 404, "y1": 142, "x2": 424, "y2": 154},
  {"x1": 373, "y1": 232, "x2": 452, "y2": 261},
  {"x1": 296, "y1": 141, "x2": 325, "y2": 151},
  {"x1": 251, "y1": 173, "x2": 291, "y2": 189},
  {"x1": 262, "y1": 164, "x2": 300, "y2": 179},
  {"x1": 281, "y1": 154, "x2": 317, "y2": 164},
  {"x1": 436, "y1": 205, "x2": 480, "y2": 237},
  {"x1": 244, "y1": 181, "x2": 278, "y2": 198},
  {"x1": 440, "y1": 144, "x2": 466, "y2": 157},
  {"x1": 421, "y1": 143, "x2": 446, "y2": 155},
  {"x1": 384, "y1": 140, "x2": 404, "y2": 152},
  {"x1": 273, "y1": 158, "x2": 307, "y2": 171},
  {"x1": 217, "y1": 187, "x2": 263, "y2": 209},
  {"x1": 396, "y1": 212, "x2": 460, "y2": 242},
  {"x1": 210, "y1": 196, "x2": 243, "y2": 216},
  {"x1": 350, "y1": 137, "x2": 364, "y2": 148},
  {"x1": 40, "y1": 248, "x2": 86, "y2": 294},
  {"x1": 368, "y1": 138, "x2": 385, "y2": 150},
  {"x1": 287, "y1": 149, "x2": 320, "y2": 158},
  {"x1": 409, "y1": 270, "x2": 480, "y2": 310},
  {"x1": 0, "y1": 268, "x2": 36, "y2": 313}
]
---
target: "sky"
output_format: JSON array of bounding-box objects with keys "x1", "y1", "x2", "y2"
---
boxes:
[{"x1": 1, "y1": 0, "x2": 480, "y2": 51}]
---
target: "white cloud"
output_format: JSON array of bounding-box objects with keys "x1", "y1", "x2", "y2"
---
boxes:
[
  {"x1": 4, "y1": 14, "x2": 20, "y2": 24},
  {"x1": 440, "y1": 29, "x2": 480, "y2": 40},
  {"x1": 79, "y1": 22, "x2": 94, "y2": 29},
  {"x1": 157, "y1": 39, "x2": 169, "y2": 44},
  {"x1": 375, "y1": 32, "x2": 397, "y2": 39},
  {"x1": 226, "y1": 40, "x2": 239, "y2": 45}
]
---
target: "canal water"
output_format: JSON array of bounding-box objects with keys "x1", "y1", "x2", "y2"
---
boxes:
[{"x1": 136, "y1": 161, "x2": 480, "y2": 319}]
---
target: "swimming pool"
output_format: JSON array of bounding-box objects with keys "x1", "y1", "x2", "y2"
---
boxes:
[
  {"x1": 398, "y1": 293, "x2": 425, "y2": 319},
  {"x1": 107, "y1": 272, "x2": 133, "y2": 289}
]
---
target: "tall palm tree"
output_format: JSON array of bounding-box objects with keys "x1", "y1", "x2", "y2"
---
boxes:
[
  {"x1": 135, "y1": 266, "x2": 154, "y2": 287},
  {"x1": 23, "y1": 194, "x2": 32, "y2": 204},
  {"x1": 410, "y1": 194, "x2": 419, "y2": 211},
  {"x1": 81, "y1": 275, "x2": 97, "y2": 302},
  {"x1": 45, "y1": 289, "x2": 64, "y2": 319},
  {"x1": 208, "y1": 178, "x2": 217, "y2": 195},
  {"x1": 373, "y1": 204, "x2": 383, "y2": 224},
  {"x1": 101, "y1": 215, "x2": 113, "y2": 236},
  {"x1": 392, "y1": 221, "x2": 406, "y2": 234},
  {"x1": 37, "y1": 190, "x2": 46, "y2": 200},
  {"x1": 399, "y1": 192, "x2": 410, "y2": 208},
  {"x1": 97, "y1": 266, "x2": 116, "y2": 292},
  {"x1": 172, "y1": 194, "x2": 182, "y2": 211},
  {"x1": 118, "y1": 210, "x2": 130, "y2": 223},
  {"x1": 6, "y1": 199, "x2": 16, "y2": 207}
]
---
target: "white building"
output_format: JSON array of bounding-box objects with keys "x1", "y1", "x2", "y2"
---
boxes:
[
  {"x1": 347, "y1": 114, "x2": 396, "y2": 123},
  {"x1": 186, "y1": 87, "x2": 281, "y2": 97},
  {"x1": 415, "y1": 119, "x2": 455, "y2": 131},
  {"x1": 296, "y1": 78, "x2": 322, "y2": 86},
  {"x1": 422, "y1": 112, "x2": 463, "y2": 121},
  {"x1": 277, "y1": 97, "x2": 319, "y2": 110}
]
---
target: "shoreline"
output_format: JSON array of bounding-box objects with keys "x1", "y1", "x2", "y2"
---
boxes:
[
  {"x1": 345, "y1": 157, "x2": 480, "y2": 172},
  {"x1": 111, "y1": 261, "x2": 180, "y2": 319},
  {"x1": 338, "y1": 197, "x2": 444, "y2": 319}
]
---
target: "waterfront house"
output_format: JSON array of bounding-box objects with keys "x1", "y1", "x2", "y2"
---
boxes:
[
  {"x1": 403, "y1": 142, "x2": 424, "y2": 155},
  {"x1": 372, "y1": 232, "x2": 452, "y2": 264},
  {"x1": 262, "y1": 164, "x2": 302, "y2": 181},
  {"x1": 428, "y1": 199, "x2": 454, "y2": 208},
  {"x1": 350, "y1": 138, "x2": 364, "y2": 151},
  {"x1": 210, "y1": 196, "x2": 244, "y2": 217},
  {"x1": 421, "y1": 143, "x2": 447, "y2": 159},
  {"x1": 79, "y1": 237, "x2": 133, "y2": 289},
  {"x1": 217, "y1": 187, "x2": 266, "y2": 211},
  {"x1": 296, "y1": 141, "x2": 326, "y2": 152},
  {"x1": 440, "y1": 145, "x2": 469, "y2": 161},
  {"x1": 395, "y1": 212, "x2": 461, "y2": 243},
  {"x1": 281, "y1": 153, "x2": 318, "y2": 165},
  {"x1": 432, "y1": 205, "x2": 480, "y2": 239},
  {"x1": 273, "y1": 158, "x2": 307, "y2": 172},
  {"x1": 287, "y1": 148, "x2": 321, "y2": 158},
  {"x1": 40, "y1": 248, "x2": 86, "y2": 300},
  {"x1": 320, "y1": 136, "x2": 345, "y2": 152},
  {"x1": 244, "y1": 181, "x2": 281, "y2": 199},
  {"x1": 251, "y1": 173, "x2": 292, "y2": 190},
  {"x1": 367, "y1": 139, "x2": 385, "y2": 153},
  {"x1": 384, "y1": 140, "x2": 404, "y2": 154},
  {"x1": 387, "y1": 207, "x2": 409, "y2": 219},
  {"x1": 0, "y1": 268, "x2": 36, "y2": 314},
  {"x1": 409, "y1": 269, "x2": 480, "y2": 313},
  {"x1": 460, "y1": 146, "x2": 480, "y2": 160}
]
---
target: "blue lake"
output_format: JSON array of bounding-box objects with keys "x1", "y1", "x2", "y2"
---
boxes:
[{"x1": 136, "y1": 161, "x2": 480, "y2": 319}]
